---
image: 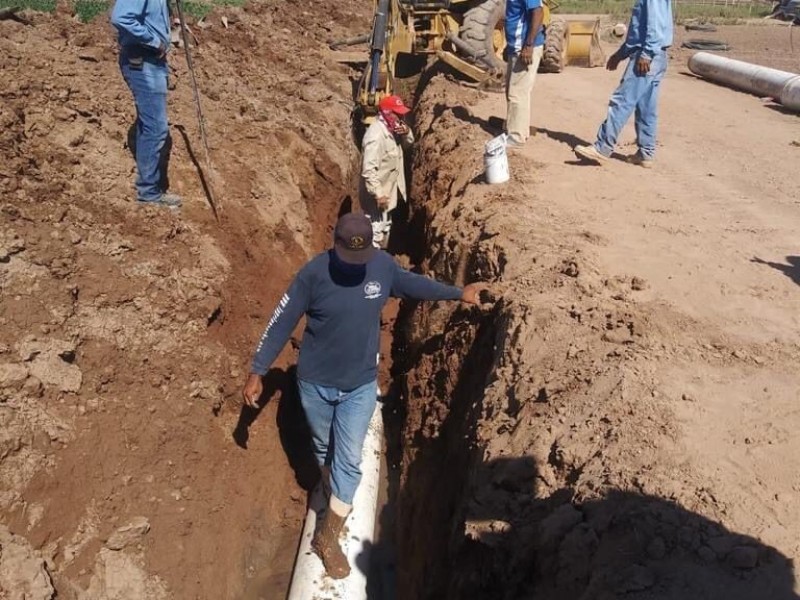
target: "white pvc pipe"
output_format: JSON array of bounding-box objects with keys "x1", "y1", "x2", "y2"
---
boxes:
[
  {"x1": 688, "y1": 51, "x2": 799, "y2": 101},
  {"x1": 287, "y1": 402, "x2": 383, "y2": 600}
]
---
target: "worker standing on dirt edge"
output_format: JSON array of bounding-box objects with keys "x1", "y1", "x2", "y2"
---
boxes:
[
  {"x1": 359, "y1": 95, "x2": 414, "y2": 249},
  {"x1": 242, "y1": 213, "x2": 491, "y2": 579},
  {"x1": 574, "y1": 0, "x2": 673, "y2": 168},
  {"x1": 111, "y1": 0, "x2": 182, "y2": 208},
  {"x1": 504, "y1": 0, "x2": 545, "y2": 150}
]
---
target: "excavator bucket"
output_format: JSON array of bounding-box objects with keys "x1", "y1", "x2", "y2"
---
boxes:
[{"x1": 566, "y1": 18, "x2": 605, "y2": 67}]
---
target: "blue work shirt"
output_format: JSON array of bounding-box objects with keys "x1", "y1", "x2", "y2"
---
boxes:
[
  {"x1": 619, "y1": 0, "x2": 674, "y2": 60},
  {"x1": 251, "y1": 250, "x2": 463, "y2": 390},
  {"x1": 111, "y1": 0, "x2": 170, "y2": 52},
  {"x1": 505, "y1": 0, "x2": 545, "y2": 52}
]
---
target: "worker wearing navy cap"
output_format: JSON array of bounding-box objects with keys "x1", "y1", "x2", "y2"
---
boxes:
[{"x1": 243, "y1": 212, "x2": 491, "y2": 579}]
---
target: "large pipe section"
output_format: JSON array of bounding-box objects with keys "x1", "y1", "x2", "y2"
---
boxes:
[
  {"x1": 286, "y1": 403, "x2": 383, "y2": 600},
  {"x1": 688, "y1": 51, "x2": 800, "y2": 112}
]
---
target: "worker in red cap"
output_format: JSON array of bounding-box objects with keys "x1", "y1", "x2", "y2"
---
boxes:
[{"x1": 359, "y1": 94, "x2": 414, "y2": 249}]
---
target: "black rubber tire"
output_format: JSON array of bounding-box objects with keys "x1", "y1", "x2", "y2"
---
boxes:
[
  {"x1": 540, "y1": 18, "x2": 568, "y2": 73},
  {"x1": 460, "y1": 0, "x2": 506, "y2": 71}
]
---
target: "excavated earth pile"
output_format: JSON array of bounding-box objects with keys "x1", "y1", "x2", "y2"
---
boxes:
[
  {"x1": 392, "y1": 76, "x2": 800, "y2": 600},
  {"x1": 0, "y1": 1, "x2": 369, "y2": 598}
]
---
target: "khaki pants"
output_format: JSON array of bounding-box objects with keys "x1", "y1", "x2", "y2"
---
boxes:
[{"x1": 505, "y1": 46, "x2": 543, "y2": 144}]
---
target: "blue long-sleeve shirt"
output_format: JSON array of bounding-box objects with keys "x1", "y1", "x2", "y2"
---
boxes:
[
  {"x1": 250, "y1": 250, "x2": 463, "y2": 390},
  {"x1": 619, "y1": 0, "x2": 673, "y2": 60},
  {"x1": 110, "y1": 0, "x2": 170, "y2": 52}
]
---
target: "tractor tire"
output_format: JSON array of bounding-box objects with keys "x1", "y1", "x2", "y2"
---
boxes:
[
  {"x1": 540, "y1": 18, "x2": 568, "y2": 73},
  {"x1": 460, "y1": 0, "x2": 506, "y2": 71}
]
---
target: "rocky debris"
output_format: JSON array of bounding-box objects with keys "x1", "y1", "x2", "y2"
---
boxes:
[
  {"x1": 17, "y1": 337, "x2": 82, "y2": 393},
  {"x1": 80, "y1": 548, "x2": 168, "y2": 600},
  {"x1": 106, "y1": 517, "x2": 151, "y2": 551},
  {"x1": 0, "y1": 362, "x2": 28, "y2": 390},
  {"x1": 0, "y1": 525, "x2": 55, "y2": 600}
]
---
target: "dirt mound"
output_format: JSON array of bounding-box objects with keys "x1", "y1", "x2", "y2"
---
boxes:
[
  {"x1": 390, "y1": 75, "x2": 799, "y2": 599},
  {"x1": 0, "y1": 2, "x2": 367, "y2": 597}
]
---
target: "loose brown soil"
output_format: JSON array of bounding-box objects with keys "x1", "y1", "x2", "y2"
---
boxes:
[
  {"x1": 1, "y1": 5, "x2": 799, "y2": 600},
  {"x1": 0, "y1": 2, "x2": 369, "y2": 598}
]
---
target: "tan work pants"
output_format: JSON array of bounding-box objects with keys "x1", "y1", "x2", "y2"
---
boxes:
[{"x1": 505, "y1": 46, "x2": 543, "y2": 144}]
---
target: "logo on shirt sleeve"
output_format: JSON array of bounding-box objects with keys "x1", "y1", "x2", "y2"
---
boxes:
[{"x1": 364, "y1": 281, "x2": 382, "y2": 300}]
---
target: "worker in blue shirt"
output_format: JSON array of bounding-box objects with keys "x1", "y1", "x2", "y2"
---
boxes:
[
  {"x1": 504, "y1": 0, "x2": 545, "y2": 148},
  {"x1": 242, "y1": 213, "x2": 490, "y2": 579},
  {"x1": 111, "y1": 1, "x2": 181, "y2": 208},
  {"x1": 575, "y1": 0, "x2": 673, "y2": 168}
]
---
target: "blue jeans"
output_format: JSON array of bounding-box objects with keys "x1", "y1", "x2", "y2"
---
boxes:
[
  {"x1": 297, "y1": 378, "x2": 378, "y2": 505},
  {"x1": 595, "y1": 51, "x2": 668, "y2": 160},
  {"x1": 120, "y1": 54, "x2": 169, "y2": 201}
]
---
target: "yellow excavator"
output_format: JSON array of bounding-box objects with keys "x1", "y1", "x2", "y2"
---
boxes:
[{"x1": 352, "y1": 0, "x2": 604, "y2": 120}]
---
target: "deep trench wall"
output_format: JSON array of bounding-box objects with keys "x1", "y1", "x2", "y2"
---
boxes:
[
  {"x1": 394, "y1": 76, "x2": 797, "y2": 600},
  {"x1": 0, "y1": 4, "x2": 368, "y2": 598}
]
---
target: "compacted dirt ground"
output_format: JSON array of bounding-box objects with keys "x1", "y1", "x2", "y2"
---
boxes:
[
  {"x1": 1, "y1": 4, "x2": 799, "y2": 600},
  {"x1": 392, "y1": 20, "x2": 800, "y2": 600}
]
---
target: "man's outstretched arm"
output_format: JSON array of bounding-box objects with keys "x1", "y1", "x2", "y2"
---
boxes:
[{"x1": 242, "y1": 276, "x2": 310, "y2": 407}]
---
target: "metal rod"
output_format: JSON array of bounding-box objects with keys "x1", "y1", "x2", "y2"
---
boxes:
[{"x1": 174, "y1": 0, "x2": 221, "y2": 219}]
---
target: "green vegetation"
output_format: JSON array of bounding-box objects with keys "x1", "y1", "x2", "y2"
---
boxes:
[
  {"x1": 0, "y1": 0, "x2": 57, "y2": 12},
  {"x1": 0, "y1": 0, "x2": 247, "y2": 22},
  {"x1": 555, "y1": 0, "x2": 772, "y2": 23}
]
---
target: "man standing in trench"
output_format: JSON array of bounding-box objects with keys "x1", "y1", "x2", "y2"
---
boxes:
[
  {"x1": 574, "y1": 0, "x2": 673, "y2": 167},
  {"x1": 111, "y1": 0, "x2": 182, "y2": 208},
  {"x1": 504, "y1": 0, "x2": 545, "y2": 149},
  {"x1": 359, "y1": 95, "x2": 414, "y2": 249},
  {"x1": 242, "y1": 213, "x2": 490, "y2": 579}
]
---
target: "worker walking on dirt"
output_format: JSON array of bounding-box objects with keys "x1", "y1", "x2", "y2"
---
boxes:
[
  {"x1": 111, "y1": 0, "x2": 182, "y2": 208},
  {"x1": 574, "y1": 0, "x2": 673, "y2": 168},
  {"x1": 504, "y1": 0, "x2": 545, "y2": 149},
  {"x1": 359, "y1": 95, "x2": 414, "y2": 249},
  {"x1": 242, "y1": 213, "x2": 490, "y2": 579}
]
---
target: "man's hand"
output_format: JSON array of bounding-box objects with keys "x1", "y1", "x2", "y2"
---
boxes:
[
  {"x1": 377, "y1": 196, "x2": 390, "y2": 210},
  {"x1": 606, "y1": 53, "x2": 621, "y2": 71},
  {"x1": 636, "y1": 55, "x2": 651, "y2": 76},
  {"x1": 158, "y1": 41, "x2": 167, "y2": 59},
  {"x1": 520, "y1": 45, "x2": 534, "y2": 66},
  {"x1": 242, "y1": 373, "x2": 263, "y2": 409},
  {"x1": 461, "y1": 282, "x2": 495, "y2": 309},
  {"x1": 393, "y1": 120, "x2": 410, "y2": 136}
]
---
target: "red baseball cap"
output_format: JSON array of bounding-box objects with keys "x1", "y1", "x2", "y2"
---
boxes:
[{"x1": 379, "y1": 95, "x2": 411, "y2": 115}]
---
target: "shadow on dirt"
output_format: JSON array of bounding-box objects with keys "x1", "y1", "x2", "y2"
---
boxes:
[
  {"x1": 445, "y1": 454, "x2": 800, "y2": 600},
  {"x1": 396, "y1": 422, "x2": 800, "y2": 600},
  {"x1": 752, "y1": 256, "x2": 800, "y2": 287},
  {"x1": 233, "y1": 366, "x2": 318, "y2": 492},
  {"x1": 539, "y1": 126, "x2": 592, "y2": 149}
]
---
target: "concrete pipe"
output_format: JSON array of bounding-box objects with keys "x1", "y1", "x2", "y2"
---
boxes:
[
  {"x1": 780, "y1": 76, "x2": 800, "y2": 111},
  {"x1": 688, "y1": 51, "x2": 799, "y2": 101},
  {"x1": 286, "y1": 402, "x2": 383, "y2": 600}
]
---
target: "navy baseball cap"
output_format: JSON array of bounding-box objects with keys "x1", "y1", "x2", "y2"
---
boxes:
[{"x1": 333, "y1": 213, "x2": 377, "y2": 264}]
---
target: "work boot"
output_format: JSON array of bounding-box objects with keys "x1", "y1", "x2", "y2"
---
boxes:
[
  {"x1": 627, "y1": 151, "x2": 654, "y2": 169},
  {"x1": 575, "y1": 144, "x2": 609, "y2": 164},
  {"x1": 311, "y1": 498, "x2": 351, "y2": 579},
  {"x1": 137, "y1": 192, "x2": 182, "y2": 209}
]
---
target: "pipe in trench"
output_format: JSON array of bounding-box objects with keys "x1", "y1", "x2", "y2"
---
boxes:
[
  {"x1": 688, "y1": 51, "x2": 800, "y2": 111},
  {"x1": 286, "y1": 402, "x2": 383, "y2": 600}
]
